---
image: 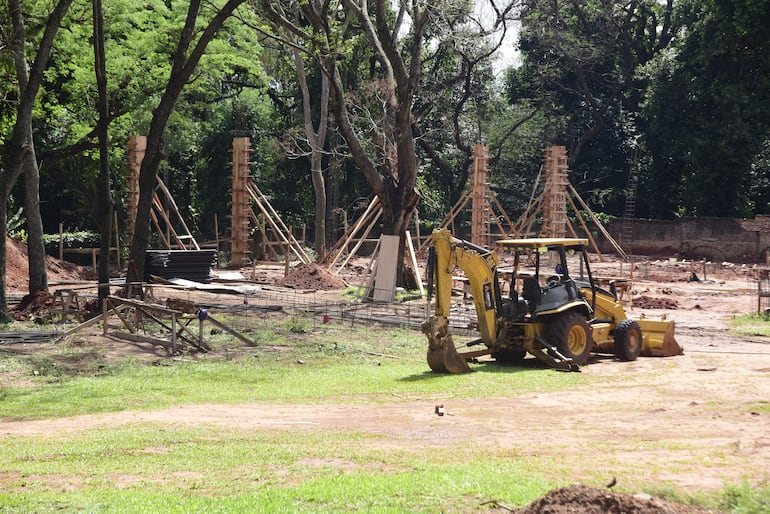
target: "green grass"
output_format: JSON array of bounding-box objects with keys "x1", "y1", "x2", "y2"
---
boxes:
[
  {"x1": 0, "y1": 425, "x2": 552, "y2": 512},
  {"x1": 1, "y1": 421, "x2": 764, "y2": 513},
  {"x1": 0, "y1": 352, "x2": 585, "y2": 420},
  {"x1": 0, "y1": 321, "x2": 587, "y2": 420},
  {"x1": 729, "y1": 313, "x2": 770, "y2": 337},
  {"x1": 1, "y1": 318, "x2": 769, "y2": 512}
]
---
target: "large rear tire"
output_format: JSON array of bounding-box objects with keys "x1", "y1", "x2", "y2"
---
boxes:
[
  {"x1": 546, "y1": 312, "x2": 592, "y2": 365},
  {"x1": 613, "y1": 319, "x2": 643, "y2": 361}
]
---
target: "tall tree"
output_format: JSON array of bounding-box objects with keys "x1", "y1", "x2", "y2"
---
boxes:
[
  {"x1": 261, "y1": 0, "x2": 422, "y2": 264},
  {"x1": 292, "y1": 47, "x2": 329, "y2": 258},
  {"x1": 125, "y1": 0, "x2": 247, "y2": 288},
  {"x1": 643, "y1": 0, "x2": 770, "y2": 218},
  {"x1": 0, "y1": 0, "x2": 73, "y2": 322},
  {"x1": 514, "y1": 0, "x2": 676, "y2": 166},
  {"x1": 413, "y1": 0, "x2": 520, "y2": 209},
  {"x1": 261, "y1": 0, "x2": 518, "y2": 276},
  {"x1": 92, "y1": 0, "x2": 111, "y2": 302}
]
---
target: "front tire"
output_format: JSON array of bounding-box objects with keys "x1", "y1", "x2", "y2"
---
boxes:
[
  {"x1": 613, "y1": 319, "x2": 643, "y2": 361},
  {"x1": 546, "y1": 311, "x2": 592, "y2": 365}
]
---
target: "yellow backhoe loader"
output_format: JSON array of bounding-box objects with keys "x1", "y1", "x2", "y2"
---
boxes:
[{"x1": 422, "y1": 228, "x2": 682, "y2": 373}]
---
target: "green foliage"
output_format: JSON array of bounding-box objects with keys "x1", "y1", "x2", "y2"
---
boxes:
[
  {"x1": 6, "y1": 207, "x2": 26, "y2": 241},
  {"x1": 641, "y1": 0, "x2": 770, "y2": 218},
  {"x1": 720, "y1": 481, "x2": 770, "y2": 513},
  {"x1": 2, "y1": 0, "x2": 770, "y2": 265},
  {"x1": 729, "y1": 314, "x2": 770, "y2": 337},
  {"x1": 42, "y1": 231, "x2": 99, "y2": 251},
  {"x1": 6, "y1": 0, "x2": 271, "y2": 240}
]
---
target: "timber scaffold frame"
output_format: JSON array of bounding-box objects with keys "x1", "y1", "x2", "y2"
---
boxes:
[
  {"x1": 230, "y1": 137, "x2": 311, "y2": 268},
  {"x1": 127, "y1": 135, "x2": 201, "y2": 252},
  {"x1": 416, "y1": 143, "x2": 516, "y2": 255},
  {"x1": 513, "y1": 145, "x2": 627, "y2": 260},
  {"x1": 61, "y1": 296, "x2": 259, "y2": 356}
]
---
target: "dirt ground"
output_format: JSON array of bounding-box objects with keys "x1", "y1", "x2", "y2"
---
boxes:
[{"x1": 2, "y1": 238, "x2": 769, "y2": 512}]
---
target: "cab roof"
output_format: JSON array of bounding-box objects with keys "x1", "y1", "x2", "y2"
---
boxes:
[{"x1": 496, "y1": 237, "x2": 588, "y2": 249}]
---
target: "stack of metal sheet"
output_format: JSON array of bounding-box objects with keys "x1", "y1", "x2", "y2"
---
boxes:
[{"x1": 145, "y1": 250, "x2": 217, "y2": 283}]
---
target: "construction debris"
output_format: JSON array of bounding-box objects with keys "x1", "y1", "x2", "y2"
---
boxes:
[{"x1": 0, "y1": 331, "x2": 61, "y2": 344}]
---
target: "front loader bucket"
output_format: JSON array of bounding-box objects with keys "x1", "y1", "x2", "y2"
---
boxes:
[{"x1": 638, "y1": 319, "x2": 683, "y2": 357}]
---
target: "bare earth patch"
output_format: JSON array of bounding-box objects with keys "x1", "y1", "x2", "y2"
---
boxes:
[{"x1": 2, "y1": 245, "x2": 768, "y2": 511}]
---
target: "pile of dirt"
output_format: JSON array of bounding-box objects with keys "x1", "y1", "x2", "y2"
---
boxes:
[
  {"x1": 10, "y1": 291, "x2": 54, "y2": 321},
  {"x1": 634, "y1": 295, "x2": 680, "y2": 309},
  {"x1": 512, "y1": 484, "x2": 718, "y2": 513},
  {"x1": 276, "y1": 262, "x2": 347, "y2": 290},
  {"x1": 6, "y1": 237, "x2": 96, "y2": 293}
]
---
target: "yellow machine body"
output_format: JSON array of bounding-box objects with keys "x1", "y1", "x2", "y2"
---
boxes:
[{"x1": 422, "y1": 229, "x2": 681, "y2": 373}]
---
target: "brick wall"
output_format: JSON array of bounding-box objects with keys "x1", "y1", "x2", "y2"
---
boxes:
[{"x1": 600, "y1": 216, "x2": 770, "y2": 262}]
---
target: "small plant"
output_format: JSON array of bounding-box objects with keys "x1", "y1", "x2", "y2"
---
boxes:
[
  {"x1": 720, "y1": 481, "x2": 770, "y2": 513},
  {"x1": 729, "y1": 314, "x2": 770, "y2": 337},
  {"x1": 284, "y1": 318, "x2": 311, "y2": 333},
  {"x1": 217, "y1": 251, "x2": 229, "y2": 268}
]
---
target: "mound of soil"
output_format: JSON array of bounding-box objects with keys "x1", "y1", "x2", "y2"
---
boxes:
[
  {"x1": 277, "y1": 262, "x2": 347, "y2": 290},
  {"x1": 513, "y1": 484, "x2": 717, "y2": 513},
  {"x1": 6, "y1": 237, "x2": 96, "y2": 293},
  {"x1": 10, "y1": 291, "x2": 54, "y2": 321},
  {"x1": 634, "y1": 295, "x2": 680, "y2": 309}
]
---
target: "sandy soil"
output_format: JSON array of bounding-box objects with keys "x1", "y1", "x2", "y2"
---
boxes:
[{"x1": 2, "y1": 243, "x2": 768, "y2": 511}]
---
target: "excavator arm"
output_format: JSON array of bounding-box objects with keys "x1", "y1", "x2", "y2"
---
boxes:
[{"x1": 422, "y1": 229, "x2": 501, "y2": 373}]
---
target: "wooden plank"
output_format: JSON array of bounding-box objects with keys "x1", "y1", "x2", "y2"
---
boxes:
[
  {"x1": 373, "y1": 235, "x2": 400, "y2": 302},
  {"x1": 205, "y1": 314, "x2": 258, "y2": 346},
  {"x1": 112, "y1": 331, "x2": 172, "y2": 350},
  {"x1": 333, "y1": 209, "x2": 382, "y2": 275},
  {"x1": 63, "y1": 312, "x2": 105, "y2": 337},
  {"x1": 106, "y1": 295, "x2": 182, "y2": 315},
  {"x1": 405, "y1": 230, "x2": 424, "y2": 297},
  {"x1": 326, "y1": 197, "x2": 379, "y2": 267},
  {"x1": 568, "y1": 183, "x2": 626, "y2": 259},
  {"x1": 155, "y1": 175, "x2": 200, "y2": 250}
]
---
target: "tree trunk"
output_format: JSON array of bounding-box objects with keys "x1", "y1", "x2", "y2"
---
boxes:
[
  {"x1": 23, "y1": 152, "x2": 47, "y2": 293},
  {"x1": 0, "y1": 197, "x2": 8, "y2": 323},
  {"x1": 93, "y1": 0, "x2": 113, "y2": 302},
  {"x1": 311, "y1": 154, "x2": 326, "y2": 259},
  {"x1": 265, "y1": 0, "x2": 424, "y2": 285},
  {"x1": 293, "y1": 47, "x2": 329, "y2": 260},
  {"x1": 0, "y1": 0, "x2": 73, "y2": 310},
  {"x1": 125, "y1": 0, "x2": 246, "y2": 288}
]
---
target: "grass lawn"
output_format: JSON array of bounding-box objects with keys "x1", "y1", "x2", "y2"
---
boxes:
[{"x1": 0, "y1": 318, "x2": 768, "y2": 512}]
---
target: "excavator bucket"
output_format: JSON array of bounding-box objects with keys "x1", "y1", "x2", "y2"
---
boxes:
[
  {"x1": 427, "y1": 335, "x2": 471, "y2": 373},
  {"x1": 422, "y1": 318, "x2": 471, "y2": 373},
  {"x1": 638, "y1": 319, "x2": 683, "y2": 357}
]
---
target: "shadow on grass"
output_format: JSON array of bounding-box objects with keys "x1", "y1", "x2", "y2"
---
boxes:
[{"x1": 397, "y1": 356, "x2": 553, "y2": 381}]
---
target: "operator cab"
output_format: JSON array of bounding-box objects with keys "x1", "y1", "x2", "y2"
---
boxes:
[{"x1": 496, "y1": 238, "x2": 593, "y2": 319}]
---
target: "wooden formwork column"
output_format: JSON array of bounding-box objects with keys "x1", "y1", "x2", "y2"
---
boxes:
[
  {"x1": 127, "y1": 135, "x2": 146, "y2": 244},
  {"x1": 540, "y1": 146, "x2": 569, "y2": 238},
  {"x1": 231, "y1": 137, "x2": 252, "y2": 267},
  {"x1": 470, "y1": 143, "x2": 490, "y2": 247}
]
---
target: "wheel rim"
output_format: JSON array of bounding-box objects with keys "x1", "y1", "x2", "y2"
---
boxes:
[
  {"x1": 567, "y1": 324, "x2": 588, "y2": 355},
  {"x1": 628, "y1": 329, "x2": 641, "y2": 352}
]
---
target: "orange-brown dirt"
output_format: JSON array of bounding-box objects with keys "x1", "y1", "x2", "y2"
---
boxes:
[
  {"x1": 2, "y1": 240, "x2": 768, "y2": 512},
  {"x1": 6, "y1": 237, "x2": 97, "y2": 293},
  {"x1": 276, "y1": 262, "x2": 347, "y2": 290}
]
